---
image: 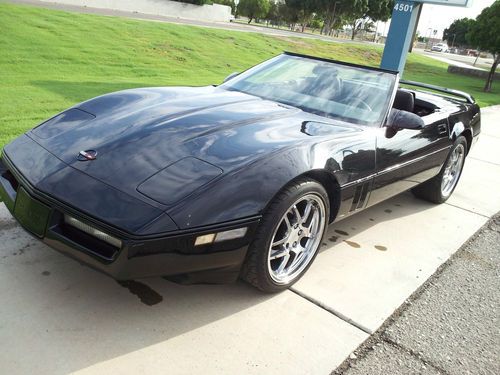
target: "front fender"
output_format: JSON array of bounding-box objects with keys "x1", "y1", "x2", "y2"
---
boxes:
[{"x1": 166, "y1": 145, "x2": 335, "y2": 229}]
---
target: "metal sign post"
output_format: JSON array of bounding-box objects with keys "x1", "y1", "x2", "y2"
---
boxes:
[
  {"x1": 380, "y1": 0, "x2": 473, "y2": 74},
  {"x1": 381, "y1": 1, "x2": 422, "y2": 73}
]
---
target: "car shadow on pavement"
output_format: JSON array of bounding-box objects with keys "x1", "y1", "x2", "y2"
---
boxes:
[
  {"x1": 0, "y1": 191, "x2": 435, "y2": 374},
  {"x1": 0, "y1": 203, "x2": 276, "y2": 373},
  {"x1": 320, "y1": 191, "x2": 437, "y2": 255}
]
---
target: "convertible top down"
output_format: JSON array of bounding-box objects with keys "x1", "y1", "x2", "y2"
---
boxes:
[{"x1": 0, "y1": 53, "x2": 480, "y2": 291}]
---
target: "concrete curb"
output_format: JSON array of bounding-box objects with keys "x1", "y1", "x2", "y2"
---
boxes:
[{"x1": 331, "y1": 212, "x2": 500, "y2": 375}]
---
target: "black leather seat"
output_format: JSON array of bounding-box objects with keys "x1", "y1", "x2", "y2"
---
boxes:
[
  {"x1": 388, "y1": 90, "x2": 425, "y2": 129},
  {"x1": 299, "y1": 65, "x2": 342, "y2": 101},
  {"x1": 393, "y1": 90, "x2": 415, "y2": 113}
]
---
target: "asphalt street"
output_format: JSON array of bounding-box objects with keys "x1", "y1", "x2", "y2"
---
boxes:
[
  {"x1": 335, "y1": 214, "x2": 500, "y2": 375},
  {"x1": 415, "y1": 50, "x2": 495, "y2": 71}
]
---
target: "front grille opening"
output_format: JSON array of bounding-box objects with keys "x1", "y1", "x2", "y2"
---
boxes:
[
  {"x1": 2, "y1": 169, "x2": 19, "y2": 192},
  {"x1": 58, "y1": 222, "x2": 120, "y2": 261}
]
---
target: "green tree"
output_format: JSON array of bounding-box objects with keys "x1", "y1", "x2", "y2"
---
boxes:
[
  {"x1": 443, "y1": 18, "x2": 474, "y2": 48},
  {"x1": 315, "y1": 0, "x2": 346, "y2": 35},
  {"x1": 325, "y1": 0, "x2": 392, "y2": 40},
  {"x1": 467, "y1": 1, "x2": 500, "y2": 92},
  {"x1": 285, "y1": 0, "x2": 317, "y2": 32},
  {"x1": 351, "y1": 0, "x2": 393, "y2": 40},
  {"x1": 266, "y1": 0, "x2": 280, "y2": 25},
  {"x1": 366, "y1": 0, "x2": 394, "y2": 22},
  {"x1": 237, "y1": 0, "x2": 271, "y2": 23},
  {"x1": 279, "y1": 1, "x2": 300, "y2": 29},
  {"x1": 335, "y1": 0, "x2": 369, "y2": 40},
  {"x1": 308, "y1": 14, "x2": 323, "y2": 33}
]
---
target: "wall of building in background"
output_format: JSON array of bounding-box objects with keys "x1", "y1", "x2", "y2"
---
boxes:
[{"x1": 40, "y1": 0, "x2": 232, "y2": 22}]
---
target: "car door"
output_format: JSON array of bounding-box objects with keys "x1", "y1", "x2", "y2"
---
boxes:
[
  {"x1": 368, "y1": 111, "x2": 452, "y2": 206},
  {"x1": 329, "y1": 128, "x2": 378, "y2": 221}
]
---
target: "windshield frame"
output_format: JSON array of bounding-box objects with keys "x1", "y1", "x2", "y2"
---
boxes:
[{"x1": 219, "y1": 52, "x2": 400, "y2": 128}]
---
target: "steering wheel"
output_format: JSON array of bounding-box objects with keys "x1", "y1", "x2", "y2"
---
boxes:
[{"x1": 350, "y1": 98, "x2": 372, "y2": 112}]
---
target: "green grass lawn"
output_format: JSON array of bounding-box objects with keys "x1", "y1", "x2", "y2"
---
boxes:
[{"x1": 1, "y1": 3, "x2": 499, "y2": 148}]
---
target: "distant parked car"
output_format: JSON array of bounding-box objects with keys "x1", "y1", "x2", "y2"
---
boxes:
[{"x1": 431, "y1": 43, "x2": 449, "y2": 53}]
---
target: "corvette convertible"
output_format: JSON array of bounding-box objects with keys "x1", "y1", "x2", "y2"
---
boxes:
[{"x1": 0, "y1": 53, "x2": 480, "y2": 292}]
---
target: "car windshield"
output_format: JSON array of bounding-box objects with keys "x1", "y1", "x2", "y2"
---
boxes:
[{"x1": 220, "y1": 54, "x2": 398, "y2": 126}]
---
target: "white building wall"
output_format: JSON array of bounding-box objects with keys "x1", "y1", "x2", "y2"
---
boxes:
[{"x1": 41, "y1": 0, "x2": 232, "y2": 22}]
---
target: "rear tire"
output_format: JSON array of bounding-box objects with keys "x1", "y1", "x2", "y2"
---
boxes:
[
  {"x1": 241, "y1": 178, "x2": 329, "y2": 293},
  {"x1": 412, "y1": 136, "x2": 467, "y2": 204}
]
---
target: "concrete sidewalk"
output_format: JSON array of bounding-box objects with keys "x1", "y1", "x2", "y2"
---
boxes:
[
  {"x1": 0, "y1": 104, "x2": 499, "y2": 374},
  {"x1": 290, "y1": 106, "x2": 500, "y2": 336},
  {"x1": 335, "y1": 214, "x2": 500, "y2": 375}
]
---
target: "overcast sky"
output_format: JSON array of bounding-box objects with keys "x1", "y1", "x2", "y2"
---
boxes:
[
  {"x1": 379, "y1": 0, "x2": 495, "y2": 39},
  {"x1": 417, "y1": 0, "x2": 496, "y2": 38}
]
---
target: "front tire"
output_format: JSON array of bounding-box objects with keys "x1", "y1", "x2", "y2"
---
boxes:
[
  {"x1": 412, "y1": 136, "x2": 467, "y2": 204},
  {"x1": 241, "y1": 178, "x2": 329, "y2": 293}
]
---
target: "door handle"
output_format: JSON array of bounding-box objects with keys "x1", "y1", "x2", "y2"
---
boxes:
[{"x1": 437, "y1": 124, "x2": 448, "y2": 135}]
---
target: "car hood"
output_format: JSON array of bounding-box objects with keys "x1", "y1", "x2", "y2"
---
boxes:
[{"x1": 28, "y1": 86, "x2": 359, "y2": 209}]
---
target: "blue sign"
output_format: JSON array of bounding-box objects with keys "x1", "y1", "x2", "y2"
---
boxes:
[
  {"x1": 380, "y1": 0, "x2": 472, "y2": 74},
  {"x1": 380, "y1": 1, "x2": 422, "y2": 74}
]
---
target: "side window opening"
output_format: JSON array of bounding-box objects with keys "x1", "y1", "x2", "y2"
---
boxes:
[
  {"x1": 413, "y1": 98, "x2": 438, "y2": 117},
  {"x1": 393, "y1": 89, "x2": 438, "y2": 118}
]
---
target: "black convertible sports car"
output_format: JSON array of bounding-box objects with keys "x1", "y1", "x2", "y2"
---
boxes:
[{"x1": 0, "y1": 52, "x2": 480, "y2": 292}]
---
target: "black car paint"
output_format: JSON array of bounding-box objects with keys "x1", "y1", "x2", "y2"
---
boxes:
[
  {"x1": 6, "y1": 86, "x2": 382, "y2": 231},
  {"x1": 0, "y1": 57, "x2": 480, "y2": 282}
]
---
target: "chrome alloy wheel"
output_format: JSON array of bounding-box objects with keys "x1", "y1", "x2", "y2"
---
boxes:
[
  {"x1": 441, "y1": 144, "x2": 465, "y2": 197},
  {"x1": 267, "y1": 194, "x2": 326, "y2": 284}
]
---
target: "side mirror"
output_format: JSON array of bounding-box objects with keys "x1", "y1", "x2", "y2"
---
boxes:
[
  {"x1": 223, "y1": 72, "x2": 240, "y2": 83},
  {"x1": 386, "y1": 109, "x2": 425, "y2": 130}
]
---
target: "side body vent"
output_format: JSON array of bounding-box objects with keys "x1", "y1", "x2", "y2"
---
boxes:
[{"x1": 349, "y1": 182, "x2": 371, "y2": 212}]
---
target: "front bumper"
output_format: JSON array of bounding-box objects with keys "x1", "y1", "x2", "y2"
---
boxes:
[{"x1": 0, "y1": 154, "x2": 260, "y2": 282}]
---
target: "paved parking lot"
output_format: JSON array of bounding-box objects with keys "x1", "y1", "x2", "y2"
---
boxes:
[{"x1": 1, "y1": 106, "x2": 499, "y2": 374}]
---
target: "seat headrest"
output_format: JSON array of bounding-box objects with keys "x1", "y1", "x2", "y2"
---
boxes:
[
  {"x1": 312, "y1": 64, "x2": 338, "y2": 76},
  {"x1": 393, "y1": 90, "x2": 415, "y2": 113}
]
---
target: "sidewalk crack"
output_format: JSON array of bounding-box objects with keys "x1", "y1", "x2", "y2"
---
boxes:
[
  {"x1": 443, "y1": 202, "x2": 490, "y2": 218},
  {"x1": 290, "y1": 287, "x2": 373, "y2": 335},
  {"x1": 469, "y1": 156, "x2": 500, "y2": 166},
  {"x1": 382, "y1": 335, "x2": 452, "y2": 375}
]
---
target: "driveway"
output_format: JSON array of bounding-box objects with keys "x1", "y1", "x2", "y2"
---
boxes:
[{"x1": 1, "y1": 106, "x2": 499, "y2": 373}]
